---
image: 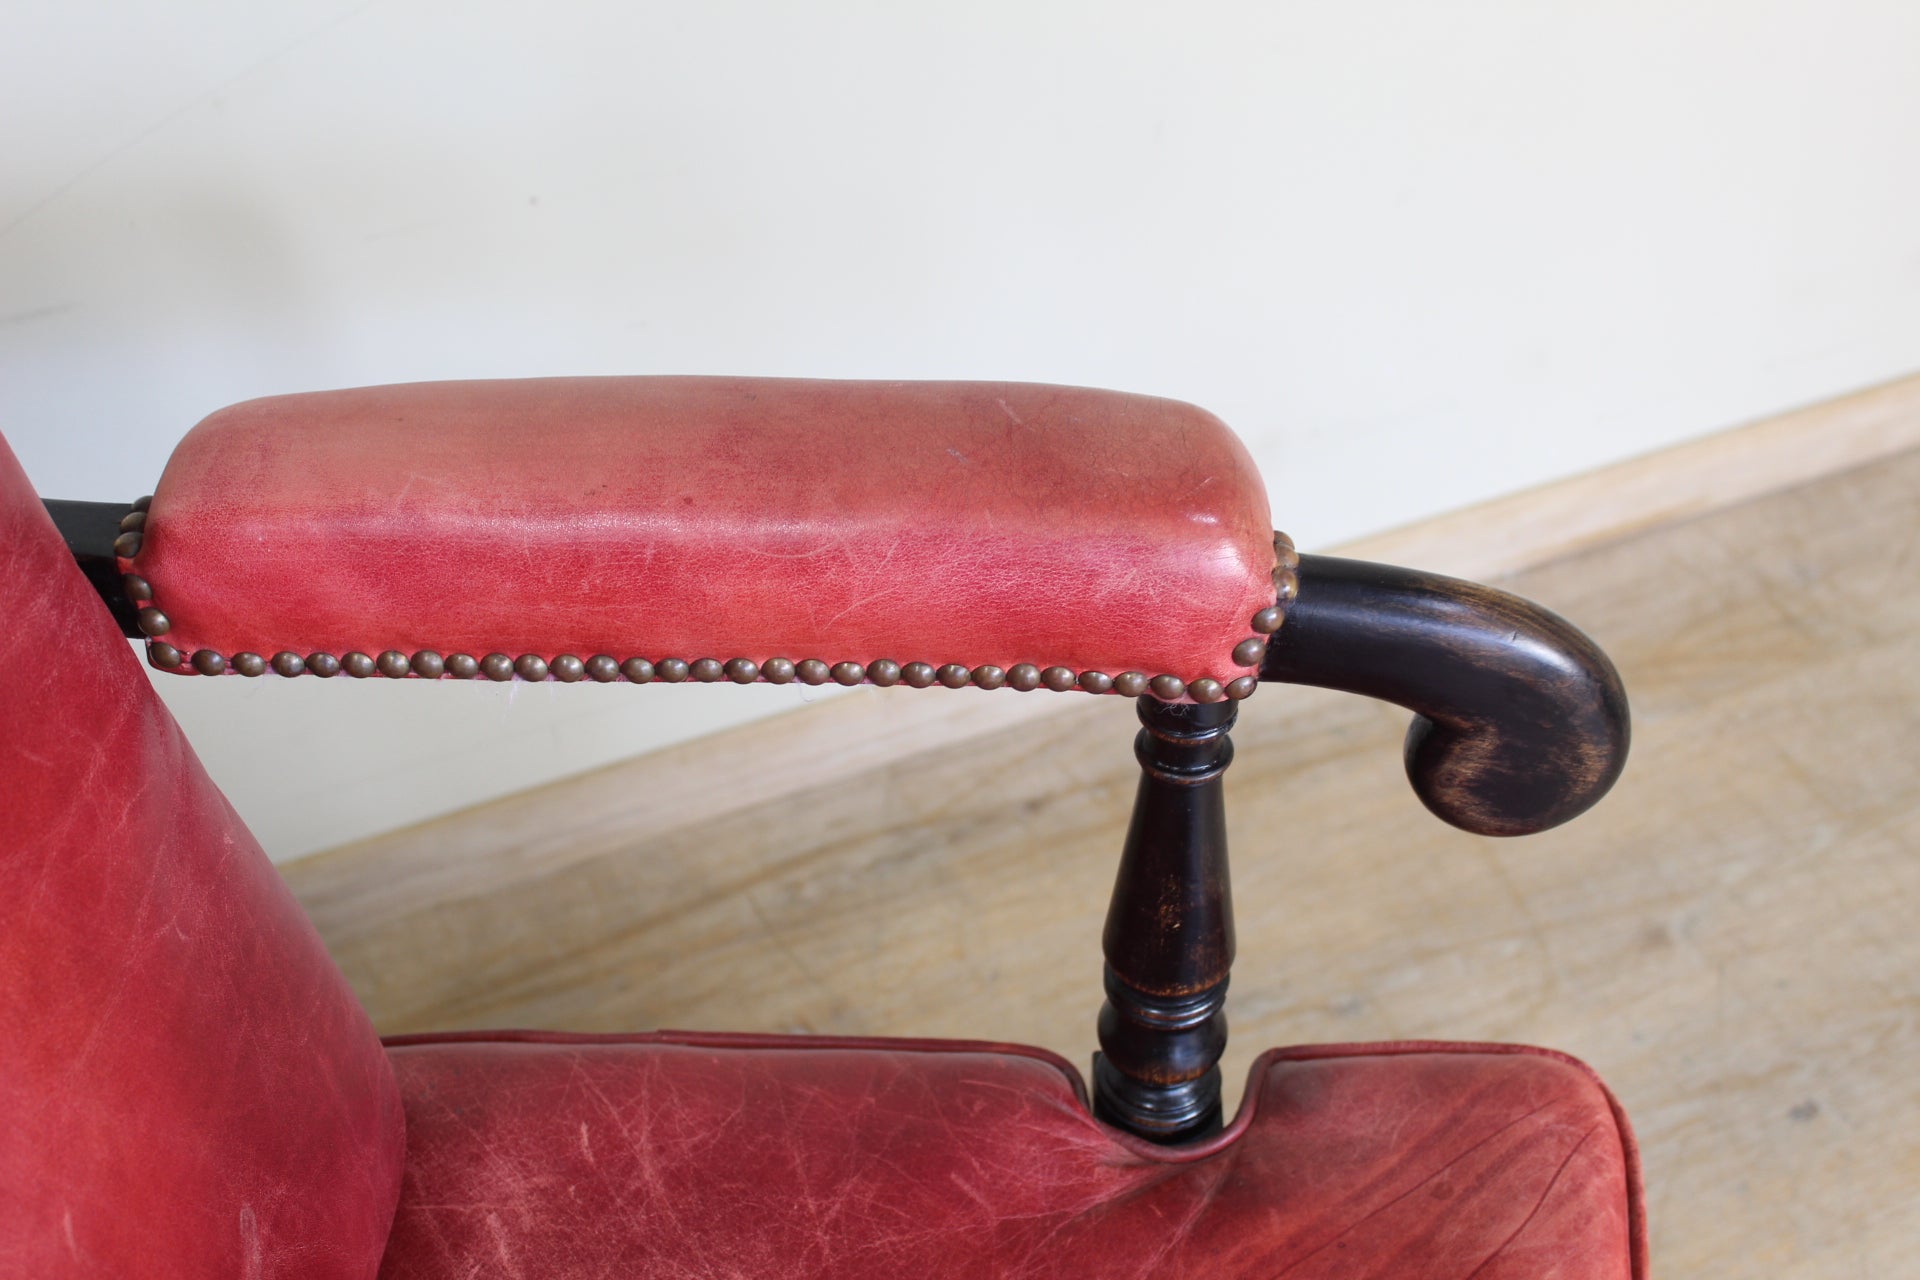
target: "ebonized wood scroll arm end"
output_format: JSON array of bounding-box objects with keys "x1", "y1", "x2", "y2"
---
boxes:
[{"x1": 1260, "y1": 554, "x2": 1630, "y2": 838}]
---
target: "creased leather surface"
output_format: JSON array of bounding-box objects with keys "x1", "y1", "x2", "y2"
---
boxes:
[
  {"x1": 136, "y1": 378, "x2": 1275, "y2": 684},
  {"x1": 379, "y1": 1032, "x2": 1644, "y2": 1279},
  {"x1": 0, "y1": 432, "x2": 406, "y2": 1279}
]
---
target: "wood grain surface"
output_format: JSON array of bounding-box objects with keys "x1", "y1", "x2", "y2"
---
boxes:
[{"x1": 286, "y1": 408, "x2": 1920, "y2": 1277}]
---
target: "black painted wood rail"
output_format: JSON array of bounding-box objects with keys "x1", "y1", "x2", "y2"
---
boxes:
[{"x1": 1094, "y1": 552, "x2": 1629, "y2": 1142}]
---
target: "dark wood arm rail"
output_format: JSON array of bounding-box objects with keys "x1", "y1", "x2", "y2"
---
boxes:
[{"x1": 1260, "y1": 554, "x2": 1630, "y2": 837}]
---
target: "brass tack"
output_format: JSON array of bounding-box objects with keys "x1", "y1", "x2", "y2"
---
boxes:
[
  {"x1": 515, "y1": 654, "x2": 550, "y2": 682},
  {"x1": 131, "y1": 495, "x2": 152, "y2": 512},
  {"x1": 621, "y1": 657, "x2": 655, "y2": 683},
  {"x1": 724, "y1": 657, "x2": 759, "y2": 684},
  {"x1": 113, "y1": 532, "x2": 143, "y2": 558},
  {"x1": 867, "y1": 659, "x2": 901, "y2": 687},
  {"x1": 1251, "y1": 605, "x2": 1285, "y2": 634},
  {"x1": 118, "y1": 510, "x2": 147, "y2": 533},
  {"x1": 936, "y1": 663, "x2": 971, "y2": 689},
  {"x1": 377, "y1": 650, "x2": 411, "y2": 678},
  {"x1": 135, "y1": 608, "x2": 170, "y2": 636},
  {"x1": 411, "y1": 651, "x2": 446, "y2": 679},
  {"x1": 149, "y1": 641, "x2": 181, "y2": 669},
  {"x1": 343, "y1": 651, "x2": 376, "y2": 678},
  {"x1": 1272, "y1": 567, "x2": 1299, "y2": 605},
  {"x1": 191, "y1": 649, "x2": 226, "y2": 677},
  {"x1": 123, "y1": 574, "x2": 152, "y2": 602},
  {"x1": 1226, "y1": 675, "x2": 1259, "y2": 700},
  {"x1": 797, "y1": 659, "x2": 830, "y2": 685},
  {"x1": 1273, "y1": 529, "x2": 1294, "y2": 553},
  {"x1": 271, "y1": 652, "x2": 305, "y2": 677},
  {"x1": 1149, "y1": 674, "x2": 1186, "y2": 701},
  {"x1": 689, "y1": 657, "x2": 722, "y2": 682},
  {"x1": 1232, "y1": 637, "x2": 1266, "y2": 667},
  {"x1": 1078, "y1": 670, "x2": 1114, "y2": 694},
  {"x1": 306, "y1": 652, "x2": 341, "y2": 678},
  {"x1": 1007, "y1": 663, "x2": 1041, "y2": 691},
  {"x1": 586, "y1": 655, "x2": 620, "y2": 682},
  {"x1": 1274, "y1": 543, "x2": 1301, "y2": 574},
  {"x1": 1041, "y1": 666, "x2": 1077, "y2": 692},
  {"x1": 971, "y1": 665, "x2": 1006, "y2": 690},
  {"x1": 902, "y1": 661, "x2": 937, "y2": 688},
  {"x1": 1113, "y1": 671, "x2": 1149, "y2": 698},
  {"x1": 446, "y1": 653, "x2": 478, "y2": 679},
  {"x1": 762, "y1": 657, "x2": 796, "y2": 684},
  {"x1": 552, "y1": 654, "x2": 586, "y2": 682},
  {"x1": 481, "y1": 653, "x2": 514, "y2": 681},
  {"x1": 831, "y1": 661, "x2": 865, "y2": 686},
  {"x1": 233, "y1": 652, "x2": 266, "y2": 678},
  {"x1": 656, "y1": 658, "x2": 690, "y2": 682},
  {"x1": 1189, "y1": 677, "x2": 1225, "y2": 703}
]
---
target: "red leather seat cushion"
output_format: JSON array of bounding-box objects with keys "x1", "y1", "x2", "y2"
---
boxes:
[{"x1": 379, "y1": 1032, "x2": 1644, "y2": 1279}]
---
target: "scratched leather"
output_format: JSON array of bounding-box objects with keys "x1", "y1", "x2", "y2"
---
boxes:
[
  {"x1": 378, "y1": 1033, "x2": 1645, "y2": 1279},
  {"x1": 0, "y1": 433, "x2": 406, "y2": 1278},
  {"x1": 136, "y1": 378, "x2": 1275, "y2": 683}
]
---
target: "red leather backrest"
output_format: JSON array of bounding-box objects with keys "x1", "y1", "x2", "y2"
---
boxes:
[{"x1": 0, "y1": 433, "x2": 404, "y2": 1278}]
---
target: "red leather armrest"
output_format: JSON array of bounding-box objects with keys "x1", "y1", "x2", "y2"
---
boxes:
[{"x1": 120, "y1": 378, "x2": 1286, "y2": 700}]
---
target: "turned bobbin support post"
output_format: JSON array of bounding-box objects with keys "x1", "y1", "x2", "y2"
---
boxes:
[{"x1": 1093, "y1": 697, "x2": 1237, "y2": 1143}]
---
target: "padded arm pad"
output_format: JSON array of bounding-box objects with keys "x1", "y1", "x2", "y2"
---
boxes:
[{"x1": 121, "y1": 378, "x2": 1284, "y2": 701}]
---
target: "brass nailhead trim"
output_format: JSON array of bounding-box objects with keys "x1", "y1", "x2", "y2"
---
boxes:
[
  {"x1": 131, "y1": 495, "x2": 153, "y2": 512},
  {"x1": 120, "y1": 499, "x2": 1296, "y2": 702}
]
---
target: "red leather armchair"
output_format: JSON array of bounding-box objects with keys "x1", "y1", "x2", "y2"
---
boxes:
[{"x1": 2, "y1": 379, "x2": 1643, "y2": 1278}]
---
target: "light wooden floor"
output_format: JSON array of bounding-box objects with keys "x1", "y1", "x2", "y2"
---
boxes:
[{"x1": 287, "y1": 395, "x2": 1920, "y2": 1278}]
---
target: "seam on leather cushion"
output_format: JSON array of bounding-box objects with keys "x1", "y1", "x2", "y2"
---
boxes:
[{"x1": 381, "y1": 1027, "x2": 1094, "y2": 1110}]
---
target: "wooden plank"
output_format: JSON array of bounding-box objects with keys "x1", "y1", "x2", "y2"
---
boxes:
[{"x1": 285, "y1": 390, "x2": 1920, "y2": 1277}]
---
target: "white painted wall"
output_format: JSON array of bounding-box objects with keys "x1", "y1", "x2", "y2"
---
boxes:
[{"x1": 6, "y1": 3, "x2": 1918, "y2": 860}]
